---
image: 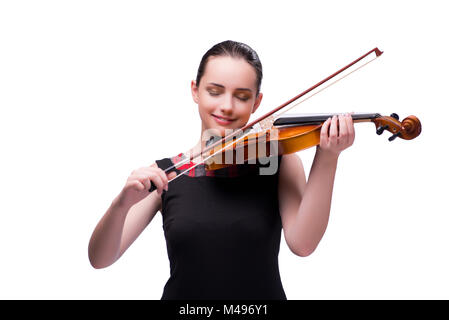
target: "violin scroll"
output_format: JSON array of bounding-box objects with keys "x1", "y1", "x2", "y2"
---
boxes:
[{"x1": 373, "y1": 114, "x2": 421, "y2": 141}]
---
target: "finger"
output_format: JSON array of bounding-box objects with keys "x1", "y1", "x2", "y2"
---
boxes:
[
  {"x1": 155, "y1": 168, "x2": 169, "y2": 190},
  {"x1": 147, "y1": 166, "x2": 176, "y2": 191},
  {"x1": 130, "y1": 180, "x2": 145, "y2": 192},
  {"x1": 162, "y1": 171, "x2": 178, "y2": 191},
  {"x1": 140, "y1": 167, "x2": 168, "y2": 190},
  {"x1": 133, "y1": 174, "x2": 153, "y2": 191},
  {"x1": 166, "y1": 171, "x2": 177, "y2": 187},
  {"x1": 329, "y1": 115, "x2": 338, "y2": 143},
  {"x1": 347, "y1": 112, "x2": 354, "y2": 133},
  {"x1": 320, "y1": 117, "x2": 331, "y2": 146},
  {"x1": 345, "y1": 113, "x2": 355, "y2": 144},
  {"x1": 167, "y1": 171, "x2": 177, "y2": 180},
  {"x1": 338, "y1": 114, "x2": 348, "y2": 144},
  {"x1": 143, "y1": 176, "x2": 155, "y2": 192},
  {"x1": 146, "y1": 173, "x2": 164, "y2": 195}
]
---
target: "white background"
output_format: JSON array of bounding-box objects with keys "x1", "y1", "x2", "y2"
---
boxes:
[{"x1": 0, "y1": 0, "x2": 447, "y2": 299}]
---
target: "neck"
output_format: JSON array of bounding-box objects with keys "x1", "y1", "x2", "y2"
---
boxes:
[{"x1": 187, "y1": 125, "x2": 217, "y2": 164}]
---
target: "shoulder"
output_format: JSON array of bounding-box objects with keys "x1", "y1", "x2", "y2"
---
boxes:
[{"x1": 155, "y1": 153, "x2": 182, "y2": 172}]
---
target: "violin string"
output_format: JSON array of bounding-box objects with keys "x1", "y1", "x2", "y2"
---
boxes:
[{"x1": 163, "y1": 54, "x2": 381, "y2": 185}]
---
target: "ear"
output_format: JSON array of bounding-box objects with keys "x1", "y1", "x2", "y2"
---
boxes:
[
  {"x1": 252, "y1": 92, "x2": 263, "y2": 114},
  {"x1": 191, "y1": 80, "x2": 199, "y2": 104}
]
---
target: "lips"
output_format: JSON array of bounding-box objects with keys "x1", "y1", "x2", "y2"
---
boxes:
[{"x1": 212, "y1": 114, "x2": 235, "y2": 125}]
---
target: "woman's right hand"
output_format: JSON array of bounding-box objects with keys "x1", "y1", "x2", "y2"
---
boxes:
[{"x1": 118, "y1": 163, "x2": 177, "y2": 208}]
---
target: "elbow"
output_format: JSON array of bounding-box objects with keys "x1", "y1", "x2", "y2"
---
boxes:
[
  {"x1": 88, "y1": 243, "x2": 102, "y2": 269},
  {"x1": 288, "y1": 240, "x2": 318, "y2": 257},
  {"x1": 88, "y1": 255, "x2": 112, "y2": 269},
  {"x1": 292, "y1": 246, "x2": 316, "y2": 257},
  {"x1": 285, "y1": 230, "x2": 321, "y2": 257},
  {"x1": 88, "y1": 252, "x2": 105, "y2": 269},
  {"x1": 89, "y1": 258, "x2": 106, "y2": 269},
  {"x1": 88, "y1": 245, "x2": 115, "y2": 269},
  {"x1": 88, "y1": 249, "x2": 118, "y2": 269}
]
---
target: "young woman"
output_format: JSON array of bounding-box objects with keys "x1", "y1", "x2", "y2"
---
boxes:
[{"x1": 88, "y1": 40, "x2": 355, "y2": 300}]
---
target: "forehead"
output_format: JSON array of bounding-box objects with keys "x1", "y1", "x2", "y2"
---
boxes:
[{"x1": 202, "y1": 56, "x2": 257, "y2": 89}]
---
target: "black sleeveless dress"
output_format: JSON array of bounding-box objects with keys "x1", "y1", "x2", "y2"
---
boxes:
[{"x1": 155, "y1": 153, "x2": 287, "y2": 300}]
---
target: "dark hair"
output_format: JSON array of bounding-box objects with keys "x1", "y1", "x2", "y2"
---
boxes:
[{"x1": 195, "y1": 40, "x2": 263, "y2": 96}]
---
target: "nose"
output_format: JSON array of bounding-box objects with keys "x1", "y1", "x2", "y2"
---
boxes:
[{"x1": 219, "y1": 93, "x2": 234, "y2": 115}]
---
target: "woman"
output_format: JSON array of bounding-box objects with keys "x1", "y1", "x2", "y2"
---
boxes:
[{"x1": 88, "y1": 40, "x2": 355, "y2": 299}]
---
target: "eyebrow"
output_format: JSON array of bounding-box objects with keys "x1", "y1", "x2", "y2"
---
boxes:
[{"x1": 207, "y1": 82, "x2": 253, "y2": 92}]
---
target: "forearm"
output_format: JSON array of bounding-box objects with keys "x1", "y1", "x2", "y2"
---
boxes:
[
  {"x1": 292, "y1": 147, "x2": 338, "y2": 255},
  {"x1": 88, "y1": 195, "x2": 131, "y2": 269}
]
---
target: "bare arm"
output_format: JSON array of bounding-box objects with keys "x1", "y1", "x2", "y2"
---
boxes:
[
  {"x1": 88, "y1": 163, "x2": 175, "y2": 269},
  {"x1": 278, "y1": 114, "x2": 355, "y2": 257},
  {"x1": 279, "y1": 151, "x2": 337, "y2": 257},
  {"x1": 88, "y1": 191, "x2": 161, "y2": 269}
]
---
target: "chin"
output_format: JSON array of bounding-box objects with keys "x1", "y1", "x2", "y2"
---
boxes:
[{"x1": 209, "y1": 126, "x2": 228, "y2": 137}]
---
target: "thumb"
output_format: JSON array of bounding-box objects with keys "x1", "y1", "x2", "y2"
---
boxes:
[
  {"x1": 167, "y1": 171, "x2": 177, "y2": 180},
  {"x1": 133, "y1": 181, "x2": 145, "y2": 191}
]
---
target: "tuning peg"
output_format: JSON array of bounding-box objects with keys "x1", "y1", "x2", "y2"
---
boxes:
[
  {"x1": 390, "y1": 113, "x2": 399, "y2": 120},
  {"x1": 376, "y1": 125, "x2": 389, "y2": 135},
  {"x1": 388, "y1": 132, "x2": 401, "y2": 141}
]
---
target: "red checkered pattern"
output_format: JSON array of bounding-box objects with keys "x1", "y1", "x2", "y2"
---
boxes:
[{"x1": 170, "y1": 153, "x2": 252, "y2": 178}]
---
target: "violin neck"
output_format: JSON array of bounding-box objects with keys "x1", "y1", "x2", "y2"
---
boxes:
[
  {"x1": 273, "y1": 113, "x2": 381, "y2": 126},
  {"x1": 351, "y1": 113, "x2": 381, "y2": 123}
]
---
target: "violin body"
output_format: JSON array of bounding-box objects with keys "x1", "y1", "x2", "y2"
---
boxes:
[{"x1": 204, "y1": 113, "x2": 422, "y2": 171}]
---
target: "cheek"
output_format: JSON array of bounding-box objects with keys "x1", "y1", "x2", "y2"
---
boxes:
[
  {"x1": 235, "y1": 101, "x2": 254, "y2": 118},
  {"x1": 198, "y1": 93, "x2": 219, "y2": 113}
]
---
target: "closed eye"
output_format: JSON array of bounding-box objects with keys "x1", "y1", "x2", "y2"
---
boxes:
[
  {"x1": 208, "y1": 90, "x2": 220, "y2": 96},
  {"x1": 237, "y1": 96, "x2": 250, "y2": 101}
]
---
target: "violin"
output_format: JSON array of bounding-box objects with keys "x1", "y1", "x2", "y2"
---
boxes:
[
  {"x1": 149, "y1": 48, "x2": 422, "y2": 191},
  {"x1": 202, "y1": 112, "x2": 421, "y2": 171}
]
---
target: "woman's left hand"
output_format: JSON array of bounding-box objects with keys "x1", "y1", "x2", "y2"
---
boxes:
[{"x1": 318, "y1": 113, "x2": 355, "y2": 158}]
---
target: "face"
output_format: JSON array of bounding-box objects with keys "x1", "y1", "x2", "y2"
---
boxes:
[{"x1": 191, "y1": 56, "x2": 263, "y2": 138}]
